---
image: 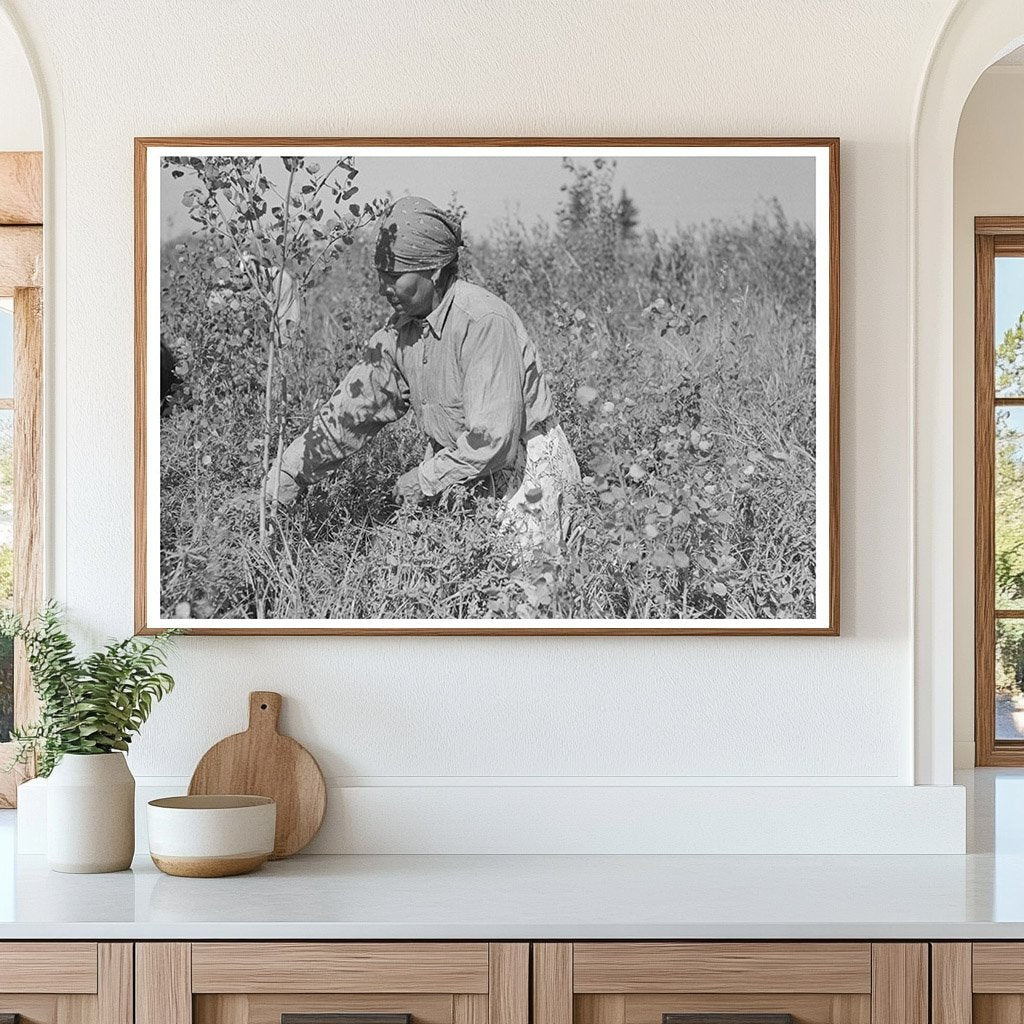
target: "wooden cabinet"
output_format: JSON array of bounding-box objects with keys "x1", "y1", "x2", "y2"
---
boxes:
[
  {"x1": 135, "y1": 944, "x2": 528, "y2": 1024},
  {"x1": 0, "y1": 943, "x2": 132, "y2": 1024},
  {"x1": 932, "y1": 943, "x2": 1024, "y2": 1024},
  {"x1": 926, "y1": 942, "x2": 1024, "y2": 1024},
  {"x1": 0, "y1": 938, "x2": 954, "y2": 1024},
  {"x1": 532, "y1": 944, "x2": 929, "y2": 1024}
]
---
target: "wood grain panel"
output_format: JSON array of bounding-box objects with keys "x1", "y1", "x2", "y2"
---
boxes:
[
  {"x1": 977, "y1": 218, "x2": 1024, "y2": 236},
  {"x1": 277, "y1": 1015, "x2": 413, "y2": 1024},
  {"x1": 14, "y1": 285, "x2": 43, "y2": 726},
  {"x1": 972, "y1": 945, "x2": 1024, "y2": 992},
  {"x1": 974, "y1": 996, "x2": 1024, "y2": 1024},
  {"x1": 870, "y1": 945, "x2": 927, "y2": 1024},
  {"x1": 195, "y1": 995, "x2": 248, "y2": 1024},
  {"x1": 133, "y1": 134, "x2": 148, "y2": 634},
  {"x1": 453, "y1": 995, "x2": 486, "y2": 1024},
  {"x1": 0, "y1": 284, "x2": 43, "y2": 805},
  {"x1": 993, "y1": 238, "x2": 1024, "y2": 256},
  {"x1": 488, "y1": 944, "x2": 527, "y2": 1024},
  {"x1": 831, "y1": 995, "x2": 873, "y2": 1024},
  {"x1": 56, "y1": 993, "x2": 95, "y2": 1024},
  {"x1": 826, "y1": 130, "x2": 841, "y2": 636},
  {"x1": 974, "y1": 221, "x2": 1024, "y2": 765},
  {"x1": 0, "y1": 226, "x2": 42, "y2": 295},
  {"x1": 576, "y1": 996, "x2": 625, "y2": 1024},
  {"x1": 136, "y1": 943, "x2": 192, "y2": 1024},
  {"x1": 573, "y1": 944, "x2": 871, "y2": 994},
  {"x1": 192, "y1": 944, "x2": 488, "y2": 994},
  {"x1": 98, "y1": 945, "x2": 133, "y2": 1024},
  {"x1": 623, "y1": 993, "x2": 870, "y2": 1024},
  {"x1": 240, "y1": 994, "x2": 453, "y2": 1024},
  {"x1": 534, "y1": 944, "x2": 572, "y2": 1024},
  {"x1": 0, "y1": 995, "x2": 59, "y2": 1024},
  {"x1": 976, "y1": 229, "x2": 999, "y2": 766},
  {"x1": 0, "y1": 152, "x2": 42, "y2": 225},
  {"x1": 0, "y1": 944, "x2": 97, "y2": 993},
  {"x1": 931, "y1": 945, "x2": 971, "y2": 1024}
]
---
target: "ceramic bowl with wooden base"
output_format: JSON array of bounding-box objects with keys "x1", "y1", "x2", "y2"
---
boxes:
[{"x1": 147, "y1": 795, "x2": 276, "y2": 877}]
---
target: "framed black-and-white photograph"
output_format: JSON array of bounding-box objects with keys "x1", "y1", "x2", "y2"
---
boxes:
[{"x1": 135, "y1": 137, "x2": 839, "y2": 635}]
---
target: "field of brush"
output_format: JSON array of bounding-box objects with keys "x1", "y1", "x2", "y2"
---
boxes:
[{"x1": 159, "y1": 185, "x2": 817, "y2": 622}]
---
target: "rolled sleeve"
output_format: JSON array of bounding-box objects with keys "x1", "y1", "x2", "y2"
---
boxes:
[
  {"x1": 418, "y1": 313, "x2": 525, "y2": 495},
  {"x1": 278, "y1": 328, "x2": 410, "y2": 490}
]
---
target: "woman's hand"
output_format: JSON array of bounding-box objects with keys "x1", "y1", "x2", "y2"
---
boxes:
[
  {"x1": 264, "y1": 461, "x2": 304, "y2": 506},
  {"x1": 393, "y1": 468, "x2": 426, "y2": 505}
]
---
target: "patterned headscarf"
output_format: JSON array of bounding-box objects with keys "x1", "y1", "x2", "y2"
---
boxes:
[{"x1": 374, "y1": 196, "x2": 462, "y2": 273}]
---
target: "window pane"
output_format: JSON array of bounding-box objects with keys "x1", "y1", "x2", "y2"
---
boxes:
[
  {"x1": 996, "y1": 407, "x2": 1024, "y2": 609},
  {"x1": 996, "y1": 256, "x2": 1024, "y2": 397},
  {"x1": 0, "y1": 305, "x2": 12, "y2": 399},
  {"x1": 0, "y1": 410, "x2": 12, "y2": 742},
  {"x1": 998, "y1": 620, "x2": 1024, "y2": 740}
]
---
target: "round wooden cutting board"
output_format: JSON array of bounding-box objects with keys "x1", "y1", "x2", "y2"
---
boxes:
[{"x1": 188, "y1": 691, "x2": 327, "y2": 859}]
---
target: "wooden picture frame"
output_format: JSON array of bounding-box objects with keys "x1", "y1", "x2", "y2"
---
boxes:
[{"x1": 135, "y1": 137, "x2": 839, "y2": 636}]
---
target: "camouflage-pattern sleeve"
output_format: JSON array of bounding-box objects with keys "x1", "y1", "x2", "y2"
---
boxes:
[{"x1": 270, "y1": 328, "x2": 409, "y2": 503}]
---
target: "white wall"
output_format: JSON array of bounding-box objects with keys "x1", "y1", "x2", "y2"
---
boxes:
[
  {"x1": 952, "y1": 66, "x2": 1024, "y2": 767},
  {"x1": 0, "y1": 0, "x2": 972, "y2": 852},
  {"x1": 0, "y1": 9, "x2": 39, "y2": 151}
]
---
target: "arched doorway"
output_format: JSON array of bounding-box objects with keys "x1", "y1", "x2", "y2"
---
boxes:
[
  {"x1": 953, "y1": 50, "x2": 1024, "y2": 770},
  {"x1": 914, "y1": 0, "x2": 1024, "y2": 785}
]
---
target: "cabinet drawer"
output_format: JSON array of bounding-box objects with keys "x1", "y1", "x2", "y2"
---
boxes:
[
  {"x1": 571, "y1": 943, "x2": 872, "y2": 1024},
  {"x1": 0, "y1": 942, "x2": 98, "y2": 994},
  {"x1": 191, "y1": 944, "x2": 491, "y2": 993},
  {"x1": 139, "y1": 943, "x2": 528, "y2": 1024},
  {"x1": 534, "y1": 944, "x2": 926, "y2": 1024},
  {"x1": 0, "y1": 943, "x2": 130, "y2": 1024},
  {"x1": 936, "y1": 942, "x2": 1024, "y2": 1024},
  {"x1": 572, "y1": 944, "x2": 871, "y2": 994},
  {"x1": 973, "y1": 944, "x2": 1024, "y2": 992}
]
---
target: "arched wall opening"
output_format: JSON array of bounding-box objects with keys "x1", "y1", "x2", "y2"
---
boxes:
[
  {"x1": 914, "y1": 1, "x2": 1024, "y2": 785},
  {"x1": 952, "y1": 47, "x2": 1024, "y2": 768}
]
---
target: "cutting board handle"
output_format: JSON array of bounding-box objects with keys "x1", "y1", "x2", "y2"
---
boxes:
[{"x1": 248, "y1": 691, "x2": 282, "y2": 734}]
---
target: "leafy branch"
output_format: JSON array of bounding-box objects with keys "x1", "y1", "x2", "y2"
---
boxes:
[
  {"x1": 164, "y1": 155, "x2": 388, "y2": 614},
  {"x1": 0, "y1": 604, "x2": 179, "y2": 777}
]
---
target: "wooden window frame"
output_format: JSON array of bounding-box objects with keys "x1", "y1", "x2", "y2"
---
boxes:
[
  {"x1": 974, "y1": 217, "x2": 1024, "y2": 765},
  {"x1": 0, "y1": 151, "x2": 43, "y2": 806}
]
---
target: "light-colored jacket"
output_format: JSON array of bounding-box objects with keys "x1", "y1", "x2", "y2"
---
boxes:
[{"x1": 274, "y1": 279, "x2": 555, "y2": 499}]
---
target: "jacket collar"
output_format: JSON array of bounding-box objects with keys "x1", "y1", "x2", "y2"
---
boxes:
[
  {"x1": 390, "y1": 280, "x2": 460, "y2": 339},
  {"x1": 422, "y1": 279, "x2": 459, "y2": 339}
]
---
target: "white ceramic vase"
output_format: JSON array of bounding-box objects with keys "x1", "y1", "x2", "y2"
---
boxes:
[{"x1": 46, "y1": 752, "x2": 135, "y2": 873}]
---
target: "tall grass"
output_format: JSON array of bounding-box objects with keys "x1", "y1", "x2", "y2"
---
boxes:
[{"x1": 159, "y1": 166, "x2": 817, "y2": 621}]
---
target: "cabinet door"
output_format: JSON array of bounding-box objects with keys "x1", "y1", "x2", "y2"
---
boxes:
[
  {"x1": 942, "y1": 943, "x2": 1024, "y2": 1024},
  {"x1": 533, "y1": 944, "x2": 927, "y2": 1024},
  {"x1": 137, "y1": 943, "x2": 528, "y2": 1024},
  {"x1": 0, "y1": 943, "x2": 131, "y2": 1024}
]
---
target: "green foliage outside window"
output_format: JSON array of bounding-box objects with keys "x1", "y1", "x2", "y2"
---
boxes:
[{"x1": 996, "y1": 312, "x2": 1024, "y2": 694}]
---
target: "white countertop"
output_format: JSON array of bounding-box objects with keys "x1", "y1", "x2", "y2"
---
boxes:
[
  {"x1": 0, "y1": 848, "x2": 1022, "y2": 940},
  {"x1": 1, "y1": 768, "x2": 1022, "y2": 941}
]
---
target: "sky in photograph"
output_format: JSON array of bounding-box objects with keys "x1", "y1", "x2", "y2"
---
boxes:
[
  {"x1": 160, "y1": 152, "x2": 817, "y2": 242},
  {"x1": 997, "y1": 256, "x2": 1024, "y2": 342}
]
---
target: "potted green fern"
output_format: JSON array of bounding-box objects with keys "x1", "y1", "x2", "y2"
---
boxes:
[{"x1": 2, "y1": 604, "x2": 178, "y2": 873}]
